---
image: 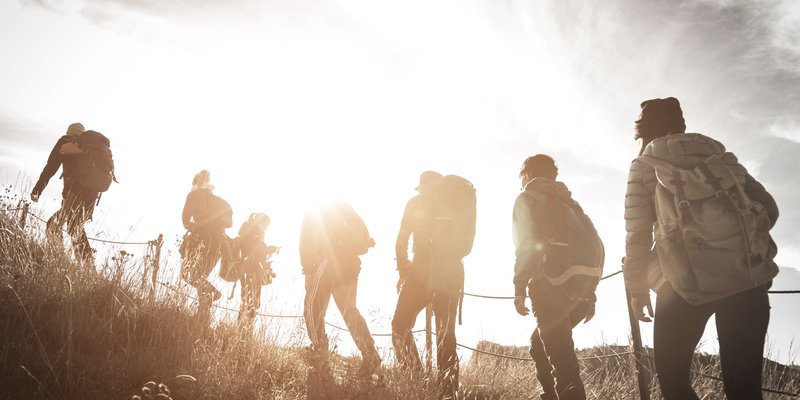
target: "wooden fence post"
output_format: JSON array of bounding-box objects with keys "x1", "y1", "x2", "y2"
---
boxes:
[
  {"x1": 151, "y1": 234, "x2": 163, "y2": 296},
  {"x1": 425, "y1": 303, "x2": 433, "y2": 374},
  {"x1": 19, "y1": 202, "x2": 29, "y2": 230}
]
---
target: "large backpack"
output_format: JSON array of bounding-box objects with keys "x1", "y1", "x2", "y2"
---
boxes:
[
  {"x1": 638, "y1": 153, "x2": 776, "y2": 304},
  {"x1": 329, "y1": 202, "x2": 374, "y2": 256},
  {"x1": 432, "y1": 175, "x2": 477, "y2": 261},
  {"x1": 207, "y1": 194, "x2": 233, "y2": 230},
  {"x1": 539, "y1": 191, "x2": 605, "y2": 302},
  {"x1": 72, "y1": 130, "x2": 115, "y2": 193}
]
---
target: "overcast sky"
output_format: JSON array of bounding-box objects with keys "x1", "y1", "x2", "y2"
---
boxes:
[{"x1": 1, "y1": 0, "x2": 798, "y2": 364}]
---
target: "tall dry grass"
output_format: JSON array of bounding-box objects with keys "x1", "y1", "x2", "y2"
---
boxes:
[{"x1": 1, "y1": 200, "x2": 798, "y2": 399}]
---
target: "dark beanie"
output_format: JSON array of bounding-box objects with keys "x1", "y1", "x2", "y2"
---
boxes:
[{"x1": 634, "y1": 97, "x2": 686, "y2": 139}]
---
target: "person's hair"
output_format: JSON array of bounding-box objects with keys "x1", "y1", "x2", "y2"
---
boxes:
[
  {"x1": 192, "y1": 170, "x2": 210, "y2": 186},
  {"x1": 634, "y1": 97, "x2": 686, "y2": 140},
  {"x1": 520, "y1": 154, "x2": 558, "y2": 180}
]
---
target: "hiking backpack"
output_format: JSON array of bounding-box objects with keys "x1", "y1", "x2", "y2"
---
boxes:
[
  {"x1": 638, "y1": 152, "x2": 777, "y2": 304},
  {"x1": 432, "y1": 175, "x2": 477, "y2": 260},
  {"x1": 72, "y1": 130, "x2": 115, "y2": 193},
  {"x1": 540, "y1": 192, "x2": 605, "y2": 302},
  {"x1": 329, "y1": 202, "x2": 374, "y2": 256}
]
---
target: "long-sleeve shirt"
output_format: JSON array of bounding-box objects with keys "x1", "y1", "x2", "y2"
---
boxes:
[{"x1": 32, "y1": 135, "x2": 79, "y2": 196}]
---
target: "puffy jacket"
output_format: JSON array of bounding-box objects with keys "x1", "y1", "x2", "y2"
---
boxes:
[{"x1": 623, "y1": 133, "x2": 779, "y2": 298}]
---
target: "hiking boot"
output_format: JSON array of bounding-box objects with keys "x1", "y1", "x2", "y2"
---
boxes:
[{"x1": 359, "y1": 353, "x2": 382, "y2": 378}]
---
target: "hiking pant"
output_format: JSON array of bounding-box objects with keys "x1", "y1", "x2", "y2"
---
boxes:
[
  {"x1": 180, "y1": 231, "x2": 222, "y2": 298},
  {"x1": 528, "y1": 280, "x2": 589, "y2": 400},
  {"x1": 46, "y1": 182, "x2": 97, "y2": 262},
  {"x1": 654, "y1": 283, "x2": 770, "y2": 400},
  {"x1": 239, "y1": 270, "x2": 262, "y2": 321},
  {"x1": 391, "y1": 272, "x2": 460, "y2": 399},
  {"x1": 303, "y1": 260, "x2": 380, "y2": 364}
]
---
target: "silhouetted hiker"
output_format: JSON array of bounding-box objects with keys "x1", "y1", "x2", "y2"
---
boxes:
[
  {"x1": 512, "y1": 155, "x2": 604, "y2": 400},
  {"x1": 232, "y1": 212, "x2": 278, "y2": 323},
  {"x1": 180, "y1": 170, "x2": 232, "y2": 306},
  {"x1": 624, "y1": 97, "x2": 779, "y2": 400},
  {"x1": 392, "y1": 171, "x2": 476, "y2": 400},
  {"x1": 31, "y1": 123, "x2": 115, "y2": 265},
  {"x1": 299, "y1": 201, "x2": 381, "y2": 376}
]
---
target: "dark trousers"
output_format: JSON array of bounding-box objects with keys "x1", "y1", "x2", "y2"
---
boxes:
[
  {"x1": 46, "y1": 183, "x2": 97, "y2": 262},
  {"x1": 392, "y1": 272, "x2": 460, "y2": 399},
  {"x1": 528, "y1": 280, "x2": 589, "y2": 400},
  {"x1": 654, "y1": 283, "x2": 770, "y2": 400},
  {"x1": 303, "y1": 260, "x2": 379, "y2": 364}
]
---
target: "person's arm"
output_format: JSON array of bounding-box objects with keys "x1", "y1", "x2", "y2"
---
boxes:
[
  {"x1": 182, "y1": 192, "x2": 195, "y2": 229},
  {"x1": 395, "y1": 200, "x2": 413, "y2": 276},
  {"x1": 512, "y1": 192, "x2": 545, "y2": 298},
  {"x1": 623, "y1": 160, "x2": 657, "y2": 321},
  {"x1": 31, "y1": 137, "x2": 68, "y2": 200}
]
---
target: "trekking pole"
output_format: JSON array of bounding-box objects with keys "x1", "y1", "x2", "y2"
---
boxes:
[
  {"x1": 623, "y1": 260, "x2": 651, "y2": 400},
  {"x1": 425, "y1": 303, "x2": 433, "y2": 374}
]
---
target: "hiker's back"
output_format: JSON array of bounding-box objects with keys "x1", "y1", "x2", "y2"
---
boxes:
[
  {"x1": 639, "y1": 133, "x2": 777, "y2": 304},
  {"x1": 184, "y1": 189, "x2": 233, "y2": 233}
]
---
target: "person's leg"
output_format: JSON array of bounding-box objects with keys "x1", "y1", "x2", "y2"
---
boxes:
[
  {"x1": 529, "y1": 327, "x2": 556, "y2": 400},
  {"x1": 191, "y1": 235, "x2": 221, "y2": 299},
  {"x1": 332, "y1": 278, "x2": 381, "y2": 371},
  {"x1": 715, "y1": 285, "x2": 770, "y2": 400},
  {"x1": 304, "y1": 263, "x2": 333, "y2": 353},
  {"x1": 433, "y1": 292, "x2": 459, "y2": 399},
  {"x1": 653, "y1": 283, "x2": 712, "y2": 400},
  {"x1": 528, "y1": 280, "x2": 588, "y2": 400},
  {"x1": 391, "y1": 276, "x2": 430, "y2": 371},
  {"x1": 67, "y1": 206, "x2": 93, "y2": 264}
]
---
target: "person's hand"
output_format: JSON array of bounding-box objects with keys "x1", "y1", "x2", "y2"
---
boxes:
[
  {"x1": 30, "y1": 192, "x2": 40, "y2": 202},
  {"x1": 631, "y1": 295, "x2": 654, "y2": 322},
  {"x1": 396, "y1": 277, "x2": 405, "y2": 294},
  {"x1": 583, "y1": 302, "x2": 596, "y2": 323},
  {"x1": 514, "y1": 295, "x2": 530, "y2": 316}
]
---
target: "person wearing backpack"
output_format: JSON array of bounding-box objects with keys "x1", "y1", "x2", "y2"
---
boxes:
[
  {"x1": 512, "y1": 155, "x2": 604, "y2": 400},
  {"x1": 624, "y1": 97, "x2": 779, "y2": 400},
  {"x1": 180, "y1": 170, "x2": 232, "y2": 304},
  {"x1": 232, "y1": 212, "x2": 278, "y2": 323},
  {"x1": 299, "y1": 200, "x2": 381, "y2": 376},
  {"x1": 392, "y1": 171, "x2": 476, "y2": 400},
  {"x1": 30, "y1": 122, "x2": 107, "y2": 264}
]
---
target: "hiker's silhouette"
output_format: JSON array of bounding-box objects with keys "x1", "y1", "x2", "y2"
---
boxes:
[
  {"x1": 180, "y1": 170, "x2": 231, "y2": 312},
  {"x1": 512, "y1": 155, "x2": 603, "y2": 400},
  {"x1": 30, "y1": 122, "x2": 98, "y2": 265},
  {"x1": 299, "y1": 200, "x2": 381, "y2": 377},
  {"x1": 623, "y1": 97, "x2": 780, "y2": 400},
  {"x1": 392, "y1": 171, "x2": 476, "y2": 400}
]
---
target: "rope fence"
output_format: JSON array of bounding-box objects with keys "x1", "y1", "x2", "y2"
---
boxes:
[{"x1": 4, "y1": 203, "x2": 800, "y2": 398}]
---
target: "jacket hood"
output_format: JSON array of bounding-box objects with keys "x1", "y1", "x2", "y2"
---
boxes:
[{"x1": 524, "y1": 177, "x2": 571, "y2": 200}]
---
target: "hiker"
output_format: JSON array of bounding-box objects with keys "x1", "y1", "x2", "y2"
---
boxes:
[
  {"x1": 299, "y1": 201, "x2": 381, "y2": 376},
  {"x1": 391, "y1": 171, "x2": 476, "y2": 400},
  {"x1": 233, "y1": 212, "x2": 278, "y2": 322},
  {"x1": 180, "y1": 170, "x2": 232, "y2": 304},
  {"x1": 30, "y1": 123, "x2": 113, "y2": 265},
  {"x1": 512, "y1": 155, "x2": 604, "y2": 400},
  {"x1": 624, "y1": 97, "x2": 779, "y2": 400}
]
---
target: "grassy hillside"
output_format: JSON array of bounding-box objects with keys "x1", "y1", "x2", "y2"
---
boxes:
[{"x1": 1, "y1": 207, "x2": 798, "y2": 400}]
